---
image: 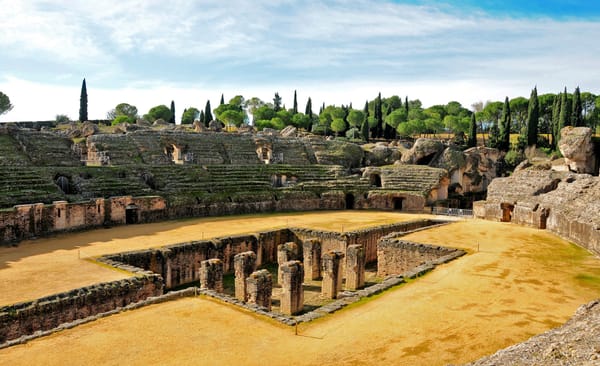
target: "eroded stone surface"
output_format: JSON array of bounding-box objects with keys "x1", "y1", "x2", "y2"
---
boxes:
[
  {"x1": 321, "y1": 251, "x2": 345, "y2": 299},
  {"x1": 279, "y1": 260, "x2": 304, "y2": 315},
  {"x1": 246, "y1": 269, "x2": 272, "y2": 310},
  {"x1": 234, "y1": 251, "x2": 257, "y2": 301},
  {"x1": 559, "y1": 126, "x2": 595, "y2": 174}
]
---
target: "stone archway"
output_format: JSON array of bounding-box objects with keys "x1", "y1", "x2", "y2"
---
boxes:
[
  {"x1": 393, "y1": 197, "x2": 404, "y2": 211},
  {"x1": 500, "y1": 203, "x2": 514, "y2": 222},
  {"x1": 369, "y1": 174, "x2": 382, "y2": 188}
]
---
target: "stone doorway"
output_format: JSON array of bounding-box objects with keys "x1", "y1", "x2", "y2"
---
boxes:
[
  {"x1": 500, "y1": 203, "x2": 514, "y2": 222},
  {"x1": 125, "y1": 205, "x2": 139, "y2": 224},
  {"x1": 393, "y1": 197, "x2": 404, "y2": 211},
  {"x1": 345, "y1": 193, "x2": 355, "y2": 209}
]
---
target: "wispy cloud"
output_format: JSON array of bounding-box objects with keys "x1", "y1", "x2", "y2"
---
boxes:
[{"x1": 0, "y1": 0, "x2": 599, "y2": 121}]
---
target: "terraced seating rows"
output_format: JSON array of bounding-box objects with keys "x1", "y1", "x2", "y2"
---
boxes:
[
  {"x1": 380, "y1": 165, "x2": 446, "y2": 193},
  {"x1": 12, "y1": 130, "x2": 80, "y2": 166},
  {"x1": 0, "y1": 167, "x2": 64, "y2": 207}
]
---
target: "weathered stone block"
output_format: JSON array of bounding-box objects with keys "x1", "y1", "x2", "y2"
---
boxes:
[
  {"x1": 302, "y1": 238, "x2": 321, "y2": 281},
  {"x1": 199, "y1": 258, "x2": 223, "y2": 292},
  {"x1": 322, "y1": 251, "x2": 345, "y2": 299},
  {"x1": 345, "y1": 244, "x2": 365, "y2": 290},
  {"x1": 277, "y1": 242, "x2": 299, "y2": 284},
  {"x1": 234, "y1": 251, "x2": 257, "y2": 301},
  {"x1": 279, "y1": 260, "x2": 304, "y2": 315},
  {"x1": 246, "y1": 269, "x2": 273, "y2": 310}
]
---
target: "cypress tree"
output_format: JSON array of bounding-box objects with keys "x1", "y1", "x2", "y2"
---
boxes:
[
  {"x1": 488, "y1": 118, "x2": 500, "y2": 149},
  {"x1": 404, "y1": 96, "x2": 409, "y2": 115},
  {"x1": 375, "y1": 92, "x2": 383, "y2": 138},
  {"x1": 526, "y1": 86, "x2": 539, "y2": 146},
  {"x1": 273, "y1": 92, "x2": 282, "y2": 112},
  {"x1": 292, "y1": 90, "x2": 298, "y2": 114},
  {"x1": 467, "y1": 113, "x2": 477, "y2": 148},
  {"x1": 559, "y1": 87, "x2": 570, "y2": 129},
  {"x1": 79, "y1": 78, "x2": 88, "y2": 122},
  {"x1": 572, "y1": 86, "x2": 583, "y2": 127},
  {"x1": 169, "y1": 100, "x2": 176, "y2": 124},
  {"x1": 499, "y1": 96, "x2": 511, "y2": 151},
  {"x1": 204, "y1": 100, "x2": 213, "y2": 127},
  {"x1": 361, "y1": 120, "x2": 369, "y2": 142},
  {"x1": 305, "y1": 97, "x2": 312, "y2": 116},
  {"x1": 199, "y1": 110, "x2": 205, "y2": 125},
  {"x1": 220, "y1": 94, "x2": 225, "y2": 105},
  {"x1": 363, "y1": 100, "x2": 369, "y2": 119},
  {"x1": 551, "y1": 93, "x2": 561, "y2": 148}
]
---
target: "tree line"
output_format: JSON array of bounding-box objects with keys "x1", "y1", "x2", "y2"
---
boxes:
[{"x1": 9, "y1": 78, "x2": 599, "y2": 155}]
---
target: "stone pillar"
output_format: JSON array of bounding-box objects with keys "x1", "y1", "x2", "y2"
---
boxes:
[
  {"x1": 234, "y1": 251, "x2": 257, "y2": 301},
  {"x1": 303, "y1": 238, "x2": 321, "y2": 281},
  {"x1": 322, "y1": 251, "x2": 345, "y2": 299},
  {"x1": 280, "y1": 260, "x2": 304, "y2": 315},
  {"x1": 345, "y1": 245, "x2": 365, "y2": 290},
  {"x1": 277, "y1": 242, "x2": 299, "y2": 284},
  {"x1": 199, "y1": 258, "x2": 223, "y2": 292},
  {"x1": 246, "y1": 269, "x2": 273, "y2": 310}
]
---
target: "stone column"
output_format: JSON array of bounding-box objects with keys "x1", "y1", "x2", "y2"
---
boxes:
[
  {"x1": 199, "y1": 258, "x2": 223, "y2": 292},
  {"x1": 280, "y1": 260, "x2": 304, "y2": 315},
  {"x1": 322, "y1": 251, "x2": 345, "y2": 299},
  {"x1": 234, "y1": 251, "x2": 257, "y2": 301},
  {"x1": 345, "y1": 245, "x2": 365, "y2": 290},
  {"x1": 277, "y1": 242, "x2": 299, "y2": 284},
  {"x1": 246, "y1": 269, "x2": 273, "y2": 310},
  {"x1": 302, "y1": 238, "x2": 321, "y2": 281}
]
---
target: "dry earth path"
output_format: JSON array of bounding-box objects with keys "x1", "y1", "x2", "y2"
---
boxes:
[{"x1": 2, "y1": 218, "x2": 600, "y2": 365}]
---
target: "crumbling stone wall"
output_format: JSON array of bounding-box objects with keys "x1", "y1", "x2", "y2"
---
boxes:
[
  {"x1": 345, "y1": 244, "x2": 365, "y2": 290},
  {"x1": 234, "y1": 251, "x2": 257, "y2": 301},
  {"x1": 0, "y1": 273, "x2": 163, "y2": 344},
  {"x1": 322, "y1": 251, "x2": 345, "y2": 299},
  {"x1": 377, "y1": 239, "x2": 463, "y2": 277},
  {"x1": 246, "y1": 269, "x2": 273, "y2": 310},
  {"x1": 199, "y1": 259, "x2": 224, "y2": 292},
  {"x1": 279, "y1": 260, "x2": 304, "y2": 315}
]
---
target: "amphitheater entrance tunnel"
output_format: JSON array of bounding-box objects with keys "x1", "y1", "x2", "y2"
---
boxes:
[
  {"x1": 392, "y1": 197, "x2": 404, "y2": 211},
  {"x1": 369, "y1": 174, "x2": 382, "y2": 188},
  {"x1": 345, "y1": 193, "x2": 355, "y2": 209},
  {"x1": 125, "y1": 205, "x2": 139, "y2": 224}
]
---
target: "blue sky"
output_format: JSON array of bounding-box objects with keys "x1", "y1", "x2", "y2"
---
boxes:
[{"x1": 1, "y1": 0, "x2": 599, "y2": 122}]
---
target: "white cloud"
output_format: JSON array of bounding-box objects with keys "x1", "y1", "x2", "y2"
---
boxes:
[{"x1": 0, "y1": 0, "x2": 599, "y2": 122}]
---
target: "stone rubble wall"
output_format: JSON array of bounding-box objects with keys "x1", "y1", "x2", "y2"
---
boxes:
[
  {"x1": 377, "y1": 238, "x2": 465, "y2": 277},
  {"x1": 0, "y1": 272, "x2": 163, "y2": 344}
]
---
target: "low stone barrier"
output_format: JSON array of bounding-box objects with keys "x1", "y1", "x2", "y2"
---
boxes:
[{"x1": 0, "y1": 273, "x2": 163, "y2": 345}]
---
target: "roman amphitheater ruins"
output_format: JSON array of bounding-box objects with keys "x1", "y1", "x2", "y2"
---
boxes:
[{"x1": 1, "y1": 122, "x2": 599, "y2": 365}]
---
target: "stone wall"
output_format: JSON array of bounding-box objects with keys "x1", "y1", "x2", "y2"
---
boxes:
[
  {"x1": 377, "y1": 238, "x2": 465, "y2": 277},
  {"x1": 0, "y1": 196, "x2": 166, "y2": 245},
  {"x1": 0, "y1": 273, "x2": 163, "y2": 344},
  {"x1": 473, "y1": 169, "x2": 600, "y2": 257}
]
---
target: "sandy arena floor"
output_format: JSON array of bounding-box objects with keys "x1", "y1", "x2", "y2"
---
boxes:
[
  {"x1": 2, "y1": 214, "x2": 600, "y2": 365},
  {"x1": 0, "y1": 211, "x2": 430, "y2": 306}
]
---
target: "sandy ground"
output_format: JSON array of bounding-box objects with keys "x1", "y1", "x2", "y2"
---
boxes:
[
  {"x1": 2, "y1": 217, "x2": 600, "y2": 365},
  {"x1": 0, "y1": 211, "x2": 428, "y2": 306}
]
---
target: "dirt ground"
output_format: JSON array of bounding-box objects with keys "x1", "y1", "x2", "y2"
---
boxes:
[
  {"x1": 0, "y1": 211, "x2": 429, "y2": 306},
  {"x1": 2, "y1": 216, "x2": 600, "y2": 365}
]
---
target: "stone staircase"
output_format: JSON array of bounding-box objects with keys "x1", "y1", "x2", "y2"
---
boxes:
[{"x1": 379, "y1": 165, "x2": 446, "y2": 193}]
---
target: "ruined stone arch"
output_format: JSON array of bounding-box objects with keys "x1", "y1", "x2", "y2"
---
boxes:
[{"x1": 369, "y1": 173, "x2": 382, "y2": 188}]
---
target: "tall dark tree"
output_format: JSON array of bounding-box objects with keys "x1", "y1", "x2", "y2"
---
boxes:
[
  {"x1": 559, "y1": 87, "x2": 571, "y2": 129},
  {"x1": 199, "y1": 110, "x2": 205, "y2": 125},
  {"x1": 551, "y1": 93, "x2": 561, "y2": 148},
  {"x1": 204, "y1": 100, "x2": 213, "y2": 127},
  {"x1": 572, "y1": 86, "x2": 583, "y2": 126},
  {"x1": 273, "y1": 92, "x2": 282, "y2": 112},
  {"x1": 499, "y1": 96, "x2": 511, "y2": 151},
  {"x1": 292, "y1": 90, "x2": 298, "y2": 114},
  {"x1": 169, "y1": 100, "x2": 176, "y2": 124},
  {"x1": 361, "y1": 120, "x2": 369, "y2": 142},
  {"x1": 467, "y1": 113, "x2": 477, "y2": 148},
  {"x1": 220, "y1": 94, "x2": 225, "y2": 105},
  {"x1": 526, "y1": 86, "x2": 539, "y2": 146},
  {"x1": 375, "y1": 92, "x2": 383, "y2": 138},
  {"x1": 404, "y1": 96, "x2": 409, "y2": 115},
  {"x1": 79, "y1": 78, "x2": 88, "y2": 122},
  {"x1": 305, "y1": 97, "x2": 312, "y2": 116}
]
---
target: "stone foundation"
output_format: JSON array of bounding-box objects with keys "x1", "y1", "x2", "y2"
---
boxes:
[
  {"x1": 322, "y1": 251, "x2": 345, "y2": 299},
  {"x1": 345, "y1": 244, "x2": 365, "y2": 290},
  {"x1": 234, "y1": 251, "x2": 257, "y2": 301},
  {"x1": 199, "y1": 259, "x2": 223, "y2": 292},
  {"x1": 279, "y1": 261, "x2": 304, "y2": 315},
  {"x1": 246, "y1": 269, "x2": 273, "y2": 310}
]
